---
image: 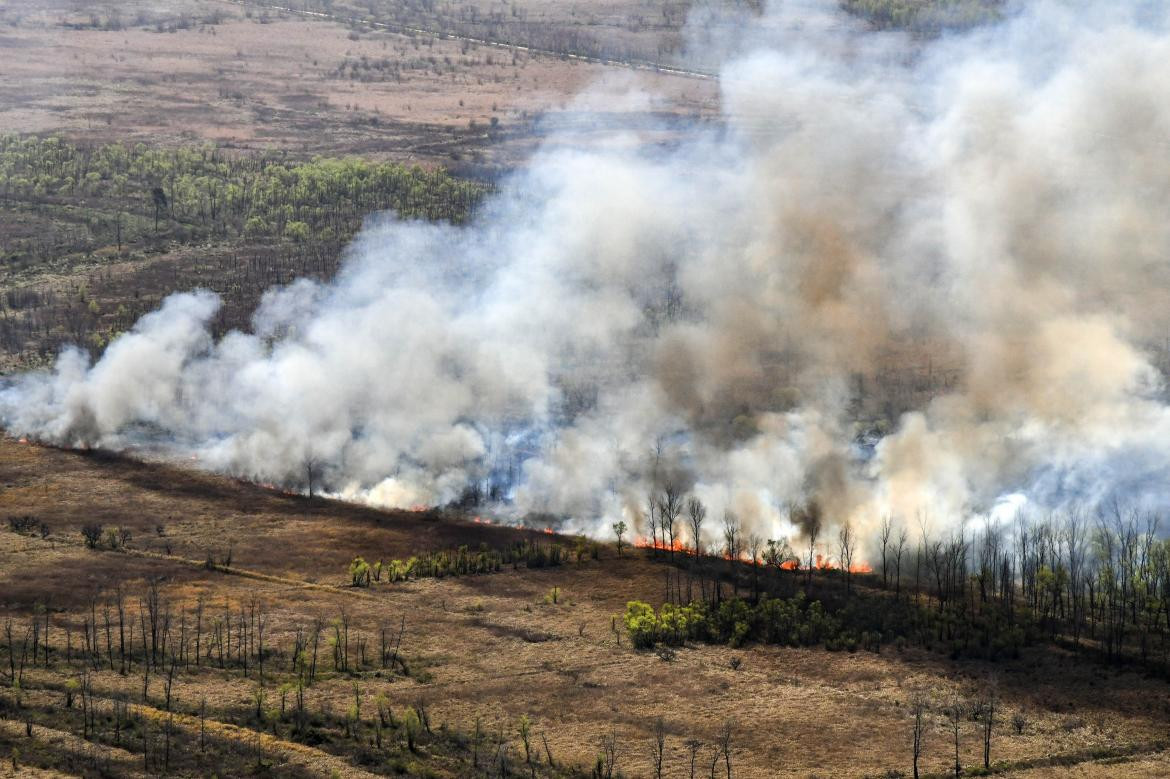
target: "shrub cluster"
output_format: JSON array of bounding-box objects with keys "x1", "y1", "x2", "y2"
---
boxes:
[
  {"x1": 349, "y1": 540, "x2": 570, "y2": 586},
  {"x1": 625, "y1": 591, "x2": 1028, "y2": 658},
  {"x1": 7, "y1": 515, "x2": 49, "y2": 538}
]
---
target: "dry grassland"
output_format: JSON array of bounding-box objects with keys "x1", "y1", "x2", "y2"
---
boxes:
[
  {"x1": 1, "y1": 438, "x2": 1169, "y2": 777},
  {"x1": 0, "y1": 0, "x2": 717, "y2": 168}
]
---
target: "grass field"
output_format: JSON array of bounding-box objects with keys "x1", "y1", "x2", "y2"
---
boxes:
[
  {"x1": 2, "y1": 437, "x2": 1170, "y2": 777},
  {"x1": 1, "y1": 1, "x2": 1162, "y2": 776},
  {"x1": 0, "y1": 0, "x2": 717, "y2": 166}
]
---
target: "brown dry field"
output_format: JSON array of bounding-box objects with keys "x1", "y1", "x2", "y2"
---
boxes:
[
  {"x1": 2, "y1": 437, "x2": 1170, "y2": 777},
  {"x1": 3, "y1": 3, "x2": 1170, "y2": 777},
  {"x1": 0, "y1": 0, "x2": 718, "y2": 167}
]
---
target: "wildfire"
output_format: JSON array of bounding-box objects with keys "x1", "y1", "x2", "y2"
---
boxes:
[
  {"x1": 780, "y1": 555, "x2": 872, "y2": 574},
  {"x1": 473, "y1": 516, "x2": 492, "y2": 524},
  {"x1": 635, "y1": 536, "x2": 689, "y2": 553},
  {"x1": 636, "y1": 538, "x2": 873, "y2": 573},
  {"x1": 542, "y1": 527, "x2": 555, "y2": 535}
]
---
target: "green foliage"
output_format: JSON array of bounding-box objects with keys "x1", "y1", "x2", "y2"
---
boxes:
[
  {"x1": 349, "y1": 556, "x2": 371, "y2": 587},
  {"x1": 622, "y1": 601, "x2": 660, "y2": 650},
  {"x1": 624, "y1": 591, "x2": 1029, "y2": 659},
  {"x1": 842, "y1": 0, "x2": 1002, "y2": 33},
  {"x1": 352, "y1": 540, "x2": 568, "y2": 584},
  {"x1": 0, "y1": 134, "x2": 486, "y2": 254}
]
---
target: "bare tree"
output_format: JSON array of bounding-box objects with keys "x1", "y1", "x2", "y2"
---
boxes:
[
  {"x1": 947, "y1": 697, "x2": 965, "y2": 779},
  {"x1": 646, "y1": 494, "x2": 659, "y2": 556},
  {"x1": 305, "y1": 456, "x2": 321, "y2": 499},
  {"x1": 894, "y1": 524, "x2": 908, "y2": 599},
  {"x1": 659, "y1": 484, "x2": 685, "y2": 603},
  {"x1": 879, "y1": 515, "x2": 893, "y2": 589},
  {"x1": 980, "y1": 675, "x2": 997, "y2": 770},
  {"x1": 599, "y1": 727, "x2": 619, "y2": 779},
  {"x1": 688, "y1": 496, "x2": 708, "y2": 602},
  {"x1": 722, "y1": 511, "x2": 741, "y2": 598},
  {"x1": 649, "y1": 717, "x2": 666, "y2": 779},
  {"x1": 687, "y1": 497, "x2": 707, "y2": 556},
  {"x1": 746, "y1": 534, "x2": 763, "y2": 602},
  {"x1": 685, "y1": 738, "x2": 702, "y2": 779},
  {"x1": 661, "y1": 483, "x2": 684, "y2": 555},
  {"x1": 838, "y1": 522, "x2": 856, "y2": 596},
  {"x1": 799, "y1": 504, "x2": 822, "y2": 590},
  {"x1": 911, "y1": 691, "x2": 927, "y2": 779},
  {"x1": 716, "y1": 720, "x2": 734, "y2": 779}
]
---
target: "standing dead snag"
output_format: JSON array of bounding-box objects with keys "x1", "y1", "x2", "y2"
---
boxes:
[
  {"x1": 794, "y1": 502, "x2": 822, "y2": 590},
  {"x1": 894, "y1": 524, "x2": 908, "y2": 599},
  {"x1": 879, "y1": 515, "x2": 893, "y2": 588},
  {"x1": 598, "y1": 727, "x2": 619, "y2": 779},
  {"x1": 981, "y1": 675, "x2": 998, "y2": 770},
  {"x1": 685, "y1": 738, "x2": 702, "y2": 779},
  {"x1": 716, "y1": 720, "x2": 734, "y2": 779},
  {"x1": 687, "y1": 496, "x2": 707, "y2": 601},
  {"x1": 746, "y1": 534, "x2": 763, "y2": 602},
  {"x1": 838, "y1": 522, "x2": 856, "y2": 595},
  {"x1": 649, "y1": 716, "x2": 666, "y2": 779},
  {"x1": 947, "y1": 697, "x2": 965, "y2": 779},
  {"x1": 722, "y1": 511, "x2": 741, "y2": 598},
  {"x1": 911, "y1": 691, "x2": 927, "y2": 779},
  {"x1": 646, "y1": 494, "x2": 659, "y2": 557}
]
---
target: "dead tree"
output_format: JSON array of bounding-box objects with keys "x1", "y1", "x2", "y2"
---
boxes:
[
  {"x1": 645, "y1": 494, "x2": 659, "y2": 556},
  {"x1": 879, "y1": 515, "x2": 893, "y2": 589},
  {"x1": 981, "y1": 676, "x2": 997, "y2": 770},
  {"x1": 838, "y1": 522, "x2": 856, "y2": 596},
  {"x1": 947, "y1": 697, "x2": 965, "y2": 779},
  {"x1": 685, "y1": 738, "x2": 703, "y2": 779},
  {"x1": 649, "y1": 717, "x2": 666, "y2": 779},
  {"x1": 688, "y1": 497, "x2": 707, "y2": 602},
  {"x1": 722, "y1": 511, "x2": 741, "y2": 598},
  {"x1": 716, "y1": 720, "x2": 734, "y2": 779},
  {"x1": 911, "y1": 692, "x2": 927, "y2": 779}
]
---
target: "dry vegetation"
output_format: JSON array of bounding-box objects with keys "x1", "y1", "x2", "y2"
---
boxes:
[
  {"x1": 0, "y1": 0, "x2": 717, "y2": 167},
  {"x1": 0, "y1": 0, "x2": 718, "y2": 375},
  {"x1": 1, "y1": 1, "x2": 1164, "y2": 777},
  {"x1": 2, "y1": 437, "x2": 1170, "y2": 777}
]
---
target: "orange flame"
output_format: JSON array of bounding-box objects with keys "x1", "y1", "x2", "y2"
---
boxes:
[
  {"x1": 781, "y1": 554, "x2": 872, "y2": 573},
  {"x1": 634, "y1": 539, "x2": 874, "y2": 573},
  {"x1": 635, "y1": 536, "x2": 689, "y2": 553}
]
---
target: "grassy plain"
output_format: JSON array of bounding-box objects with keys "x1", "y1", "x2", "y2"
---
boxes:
[{"x1": 2, "y1": 438, "x2": 1170, "y2": 777}]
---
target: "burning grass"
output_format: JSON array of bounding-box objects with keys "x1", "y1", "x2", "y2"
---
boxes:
[{"x1": 1, "y1": 437, "x2": 1170, "y2": 776}]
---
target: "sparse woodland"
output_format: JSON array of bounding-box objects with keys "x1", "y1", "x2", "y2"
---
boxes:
[
  {"x1": 0, "y1": 135, "x2": 485, "y2": 368},
  {"x1": 5, "y1": 445, "x2": 1170, "y2": 777},
  {"x1": 630, "y1": 489, "x2": 1170, "y2": 674}
]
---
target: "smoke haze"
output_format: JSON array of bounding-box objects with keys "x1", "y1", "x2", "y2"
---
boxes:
[{"x1": 5, "y1": 0, "x2": 1170, "y2": 552}]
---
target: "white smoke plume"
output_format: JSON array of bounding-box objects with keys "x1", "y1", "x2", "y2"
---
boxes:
[{"x1": 5, "y1": 0, "x2": 1170, "y2": 552}]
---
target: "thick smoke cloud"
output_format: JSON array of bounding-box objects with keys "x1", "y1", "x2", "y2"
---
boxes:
[{"x1": 5, "y1": 0, "x2": 1170, "y2": 553}]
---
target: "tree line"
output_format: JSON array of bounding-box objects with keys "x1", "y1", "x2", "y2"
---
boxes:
[{"x1": 628, "y1": 490, "x2": 1170, "y2": 676}]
